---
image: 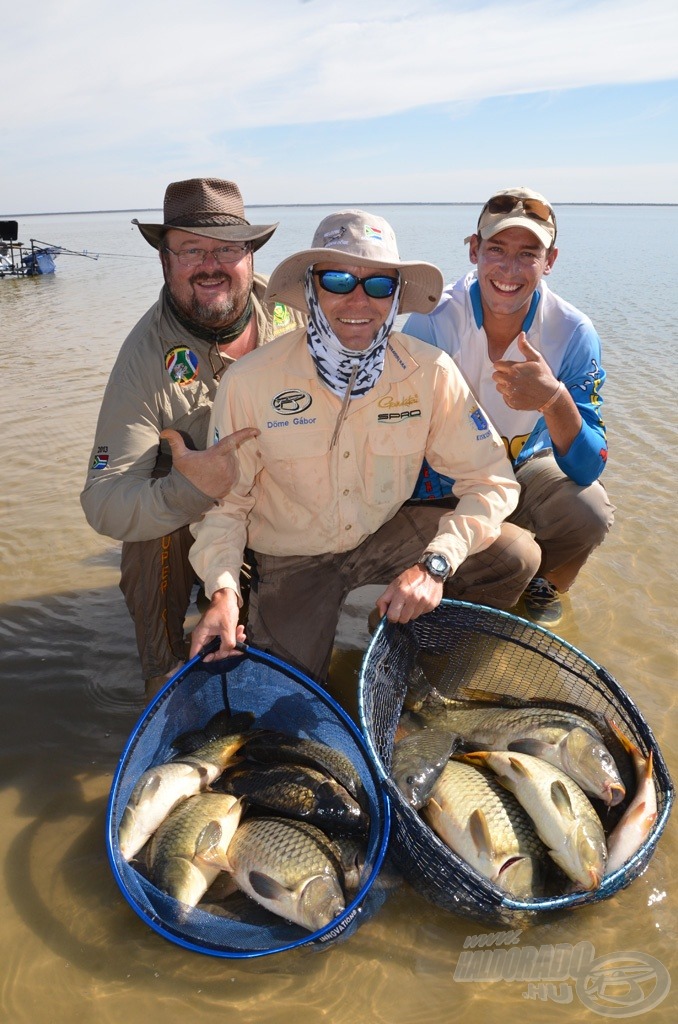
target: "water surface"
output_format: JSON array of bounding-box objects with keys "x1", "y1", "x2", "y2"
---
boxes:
[{"x1": 1, "y1": 205, "x2": 676, "y2": 1023}]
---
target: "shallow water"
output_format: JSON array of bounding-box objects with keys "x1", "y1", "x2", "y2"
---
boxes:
[{"x1": 1, "y1": 206, "x2": 676, "y2": 1022}]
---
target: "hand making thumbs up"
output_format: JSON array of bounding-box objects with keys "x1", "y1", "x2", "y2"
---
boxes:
[
  {"x1": 160, "y1": 426, "x2": 260, "y2": 499},
  {"x1": 492, "y1": 331, "x2": 559, "y2": 410}
]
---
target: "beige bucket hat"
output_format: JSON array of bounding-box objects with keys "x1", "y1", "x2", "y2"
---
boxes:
[
  {"x1": 264, "y1": 209, "x2": 443, "y2": 314},
  {"x1": 133, "y1": 178, "x2": 277, "y2": 251}
]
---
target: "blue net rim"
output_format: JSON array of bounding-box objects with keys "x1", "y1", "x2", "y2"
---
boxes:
[{"x1": 106, "y1": 644, "x2": 391, "y2": 958}]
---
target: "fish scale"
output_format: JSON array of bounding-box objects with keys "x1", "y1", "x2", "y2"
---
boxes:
[{"x1": 422, "y1": 759, "x2": 547, "y2": 899}]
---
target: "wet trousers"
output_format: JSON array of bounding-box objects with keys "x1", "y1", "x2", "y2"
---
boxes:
[
  {"x1": 510, "y1": 454, "x2": 615, "y2": 592},
  {"x1": 119, "y1": 526, "x2": 195, "y2": 680},
  {"x1": 247, "y1": 504, "x2": 540, "y2": 682}
]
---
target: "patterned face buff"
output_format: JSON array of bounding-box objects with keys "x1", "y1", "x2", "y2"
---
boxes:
[{"x1": 304, "y1": 267, "x2": 401, "y2": 399}]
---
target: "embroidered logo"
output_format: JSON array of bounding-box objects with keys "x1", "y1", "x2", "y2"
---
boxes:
[
  {"x1": 470, "y1": 406, "x2": 489, "y2": 432},
  {"x1": 165, "y1": 346, "x2": 199, "y2": 385},
  {"x1": 272, "y1": 389, "x2": 313, "y2": 414},
  {"x1": 322, "y1": 226, "x2": 347, "y2": 247},
  {"x1": 272, "y1": 303, "x2": 293, "y2": 336},
  {"x1": 91, "y1": 446, "x2": 109, "y2": 470},
  {"x1": 364, "y1": 224, "x2": 383, "y2": 242}
]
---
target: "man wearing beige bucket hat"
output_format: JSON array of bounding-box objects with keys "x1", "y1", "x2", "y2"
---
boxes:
[
  {"x1": 81, "y1": 178, "x2": 304, "y2": 698},
  {"x1": 188, "y1": 209, "x2": 541, "y2": 682},
  {"x1": 404, "y1": 187, "x2": 614, "y2": 627}
]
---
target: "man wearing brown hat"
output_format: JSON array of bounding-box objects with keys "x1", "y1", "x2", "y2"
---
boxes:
[
  {"x1": 188, "y1": 208, "x2": 540, "y2": 683},
  {"x1": 81, "y1": 178, "x2": 304, "y2": 698},
  {"x1": 404, "y1": 187, "x2": 614, "y2": 626}
]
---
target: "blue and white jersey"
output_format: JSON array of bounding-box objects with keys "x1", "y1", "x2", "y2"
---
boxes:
[{"x1": 404, "y1": 272, "x2": 608, "y2": 498}]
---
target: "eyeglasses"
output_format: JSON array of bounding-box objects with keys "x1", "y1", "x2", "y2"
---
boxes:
[
  {"x1": 314, "y1": 270, "x2": 399, "y2": 299},
  {"x1": 482, "y1": 194, "x2": 556, "y2": 229},
  {"x1": 164, "y1": 243, "x2": 251, "y2": 267}
]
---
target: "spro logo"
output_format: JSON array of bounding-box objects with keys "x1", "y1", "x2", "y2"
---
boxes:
[
  {"x1": 272, "y1": 390, "x2": 312, "y2": 414},
  {"x1": 378, "y1": 409, "x2": 422, "y2": 422}
]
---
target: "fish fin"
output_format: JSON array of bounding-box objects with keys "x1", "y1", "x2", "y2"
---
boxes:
[
  {"x1": 550, "y1": 780, "x2": 575, "y2": 820},
  {"x1": 138, "y1": 773, "x2": 163, "y2": 801},
  {"x1": 469, "y1": 809, "x2": 495, "y2": 858},
  {"x1": 195, "y1": 821, "x2": 223, "y2": 860},
  {"x1": 455, "y1": 686, "x2": 525, "y2": 706},
  {"x1": 607, "y1": 719, "x2": 638, "y2": 757},
  {"x1": 248, "y1": 871, "x2": 290, "y2": 901},
  {"x1": 507, "y1": 738, "x2": 552, "y2": 758},
  {"x1": 507, "y1": 755, "x2": 532, "y2": 778},
  {"x1": 455, "y1": 751, "x2": 488, "y2": 767}
]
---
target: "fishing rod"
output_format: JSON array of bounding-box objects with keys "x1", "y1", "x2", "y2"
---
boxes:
[{"x1": 29, "y1": 240, "x2": 156, "y2": 261}]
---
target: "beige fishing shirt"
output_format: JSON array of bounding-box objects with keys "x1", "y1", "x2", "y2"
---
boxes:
[
  {"x1": 190, "y1": 327, "x2": 520, "y2": 600},
  {"x1": 80, "y1": 275, "x2": 304, "y2": 542}
]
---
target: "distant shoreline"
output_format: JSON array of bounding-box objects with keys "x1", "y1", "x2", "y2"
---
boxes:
[{"x1": 3, "y1": 202, "x2": 677, "y2": 217}]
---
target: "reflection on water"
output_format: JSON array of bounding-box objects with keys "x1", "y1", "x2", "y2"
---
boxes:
[{"x1": 1, "y1": 208, "x2": 676, "y2": 1023}]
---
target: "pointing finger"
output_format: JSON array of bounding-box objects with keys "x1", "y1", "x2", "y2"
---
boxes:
[{"x1": 214, "y1": 427, "x2": 260, "y2": 454}]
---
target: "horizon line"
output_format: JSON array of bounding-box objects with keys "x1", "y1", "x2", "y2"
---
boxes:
[{"x1": 3, "y1": 201, "x2": 678, "y2": 218}]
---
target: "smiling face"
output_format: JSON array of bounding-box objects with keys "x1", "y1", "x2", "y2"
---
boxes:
[
  {"x1": 470, "y1": 226, "x2": 558, "y2": 322},
  {"x1": 160, "y1": 228, "x2": 254, "y2": 329},
  {"x1": 313, "y1": 261, "x2": 397, "y2": 351}
]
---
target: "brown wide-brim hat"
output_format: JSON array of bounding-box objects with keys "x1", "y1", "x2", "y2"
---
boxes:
[
  {"x1": 264, "y1": 209, "x2": 443, "y2": 315},
  {"x1": 133, "y1": 177, "x2": 277, "y2": 252}
]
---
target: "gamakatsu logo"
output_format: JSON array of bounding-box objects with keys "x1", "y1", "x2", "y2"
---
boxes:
[
  {"x1": 454, "y1": 935, "x2": 671, "y2": 1017},
  {"x1": 272, "y1": 390, "x2": 312, "y2": 414}
]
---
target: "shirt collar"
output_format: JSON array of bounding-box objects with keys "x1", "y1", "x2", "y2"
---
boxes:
[{"x1": 469, "y1": 277, "x2": 541, "y2": 333}]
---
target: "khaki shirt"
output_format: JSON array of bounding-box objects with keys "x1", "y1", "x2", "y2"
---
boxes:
[
  {"x1": 190, "y1": 328, "x2": 520, "y2": 600},
  {"x1": 80, "y1": 275, "x2": 304, "y2": 542}
]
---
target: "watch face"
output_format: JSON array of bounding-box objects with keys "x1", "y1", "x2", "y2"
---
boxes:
[{"x1": 424, "y1": 553, "x2": 450, "y2": 579}]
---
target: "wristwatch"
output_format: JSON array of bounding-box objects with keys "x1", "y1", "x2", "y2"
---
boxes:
[{"x1": 418, "y1": 552, "x2": 451, "y2": 583}]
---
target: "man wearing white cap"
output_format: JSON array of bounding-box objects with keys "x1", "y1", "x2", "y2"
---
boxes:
[
  {"x1": 81, "y1": 178, "x2": 304, "y2": 698},
  {"x1": 404, "y1": 188, "x2": 614, "y2": 626},
  {"x1": 189, "y1": 209, "x2": 540, "y2": 682}
]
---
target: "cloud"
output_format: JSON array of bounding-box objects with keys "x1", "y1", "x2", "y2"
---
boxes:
[
  {"x1": 2, "y1": 0, "x2": 676, "y2": 210},
  {"x1": 4, "y1": 0, "x2": 677, "y2": 136}
]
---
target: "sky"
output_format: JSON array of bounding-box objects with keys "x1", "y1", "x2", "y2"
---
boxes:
[{"x1": 2, "y1": 0, "x2": 677, "y2": 214}]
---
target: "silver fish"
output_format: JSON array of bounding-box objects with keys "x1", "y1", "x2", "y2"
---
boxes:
[
  {"x1": 413, "y1": 698, "x2": 625, "y2": 807},
  {"x1": 463, "y1": 750, "x2": 607, "y2": 891},
  {"x1": 391, "y1": 728, "x2": 459, "y2": 808},
  {"x1": 118, "y1": 731, "x2": 251, "y2": 860},
  {"x1": 422, "y1": 759, "x2": 547, "y2": 899},
  {"x1": 605, "y1": 723, "x2": 657, "y2": 875},
  {"x1": 223, "y1": 816, "x2": 346, "y2": 932},
  {"x1": 147, "y1": 792, "x2": 243, "y2": 906}
]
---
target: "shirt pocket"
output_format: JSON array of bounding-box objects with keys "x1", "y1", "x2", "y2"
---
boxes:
[
  {"x1": 364, "y1": 422, "x2": 428, "y2": 507},
  {"x1": 259, "y1": 428, "x2": 332, "y2": 501}
]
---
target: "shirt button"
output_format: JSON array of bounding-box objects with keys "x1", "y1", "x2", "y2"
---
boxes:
[
  {"x1": 345, "y1": 524, "x2": 352, "y2": 531},
  {"x1": 343, "y1": 489, "x2": 350, "y2": 496},
  {"x1": 343, "y1": 451, "x2": 350, "y2": 459}
]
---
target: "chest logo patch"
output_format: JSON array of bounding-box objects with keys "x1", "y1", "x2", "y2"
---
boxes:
[
  {"x1": 272, "y1": 389, "x2": 312, "y2": 414},
  {"x1": 165, "y1": 346, "x2": 199, "y2": 385}
]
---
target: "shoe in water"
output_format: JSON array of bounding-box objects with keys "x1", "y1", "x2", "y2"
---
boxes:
[
  {"x1": 144, "y1": 662, "x2": 185, "y2": 703},
  {"x1": 523, "y1": 577, "x2": 563, "y2": 626}
]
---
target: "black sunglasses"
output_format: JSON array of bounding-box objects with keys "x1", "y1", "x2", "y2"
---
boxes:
[
  {"x1": 483, "y1": 194, "x2": 557, "y2": 230},
  {"x1": 314, "y1": 269, "x2": 399, "y2": 299}
]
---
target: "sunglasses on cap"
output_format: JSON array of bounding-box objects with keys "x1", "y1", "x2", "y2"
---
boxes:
[
  {"x1": 314, "y1": 269, "x2": 399, "y2": 299},
  {"x1": 482, "y1": 194, "x2": 556, "y2": 229}
]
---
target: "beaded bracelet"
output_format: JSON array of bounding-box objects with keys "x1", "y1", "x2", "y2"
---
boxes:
[{"x1": 538, "y1": 380, "x2": 564, "y2": 413}]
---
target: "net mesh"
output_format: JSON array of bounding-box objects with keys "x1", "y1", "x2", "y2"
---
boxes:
[
  {"x1": 358, "y1": 600, "x2": 673, "y2": 926},
  {"x1": 106, "y1": 649, "x2": 389, "y2": 957}
]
